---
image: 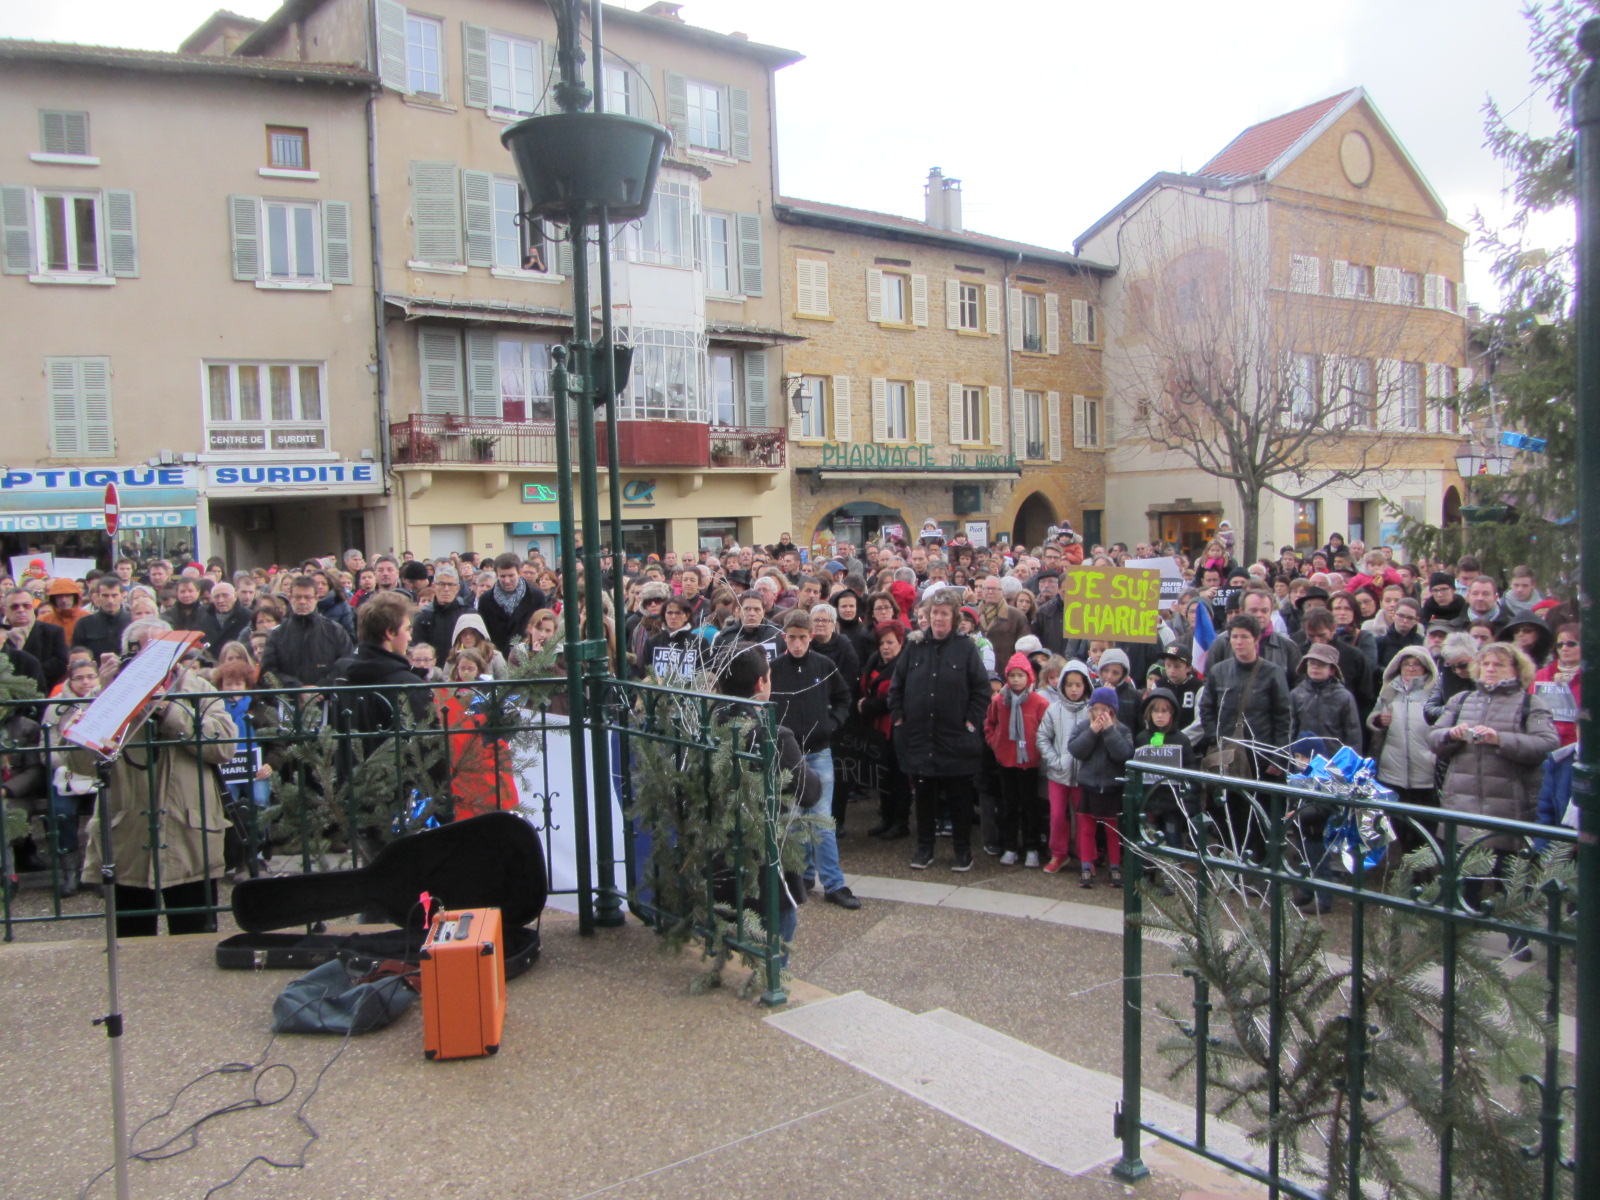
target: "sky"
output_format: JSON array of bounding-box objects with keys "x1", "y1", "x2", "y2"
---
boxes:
[{"x1": 3, "y1": 0, "x2": 1571, "y2": 305}]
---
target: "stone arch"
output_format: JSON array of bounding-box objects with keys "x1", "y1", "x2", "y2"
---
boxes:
[
  {"x1": 1442, "y1": 485, "x2": 1462, "y2": 527},
  {"x1": 1008, "y1": 490, "x2": 1059, "y2": 549}
]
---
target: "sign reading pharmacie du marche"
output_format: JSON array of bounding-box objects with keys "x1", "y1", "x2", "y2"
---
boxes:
[{"x1": 818, "y1": 443, "x2": 1018, "y2": 470}]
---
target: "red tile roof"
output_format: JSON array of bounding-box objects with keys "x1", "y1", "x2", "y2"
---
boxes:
[
  {"x1": 1199, "y1": 89, "x2": 1359, "y2": 179},
  {"x1": 0, "y1": 38, "x2": 373, "y2": 84}
]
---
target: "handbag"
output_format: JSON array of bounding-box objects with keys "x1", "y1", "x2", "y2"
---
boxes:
[{"x1": 1202, "y1": 655, "x2": 1264, "y2": 778}]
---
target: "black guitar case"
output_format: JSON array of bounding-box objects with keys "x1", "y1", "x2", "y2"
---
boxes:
[{"x1": 216, "y1": 812, "x2": 547, "y2": 979}]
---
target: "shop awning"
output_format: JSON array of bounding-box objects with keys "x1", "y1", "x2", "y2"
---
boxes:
[
  {"x1": 385, "y1": 293, "x2": 573, "y2": 329},
  {"x1": 705, "y1": 321, "x2": 807, "y2": 347},
  {"x1": 836, "y1": 501, "x2": 902, "y2": 518}
]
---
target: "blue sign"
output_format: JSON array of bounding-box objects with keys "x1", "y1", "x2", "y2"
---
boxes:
[{"x1": 622, "y1": 479, "x2": 656, "y2": 508}]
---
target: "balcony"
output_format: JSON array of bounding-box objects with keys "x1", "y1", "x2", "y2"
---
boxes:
[{"x1": 390, "y1": 415, "x2": 785, "y2": 470}]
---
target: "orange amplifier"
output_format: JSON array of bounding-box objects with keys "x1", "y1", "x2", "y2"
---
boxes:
[{"x1": 419, "y1": 907, "x2": 506, "y2": 1060}]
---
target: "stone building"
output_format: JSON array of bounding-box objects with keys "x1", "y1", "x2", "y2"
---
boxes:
[
  {"x1": 1077, "y1": 88, "x2": 1472, "y2": 559},
  {"x1": 777, "y1": 170, "x2": 1112, "y2": 553}
]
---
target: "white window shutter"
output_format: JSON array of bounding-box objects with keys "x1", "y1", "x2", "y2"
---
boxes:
[
  {"x1": 1102, "y1": 398, "x2": 1117, "y2": 446},
  {"x1": 913, "y1": 380, "x2": 932, "y2": 443},
  {"x1": 1375, "y1": 266, "x2": 1401, "y2": 304},
  {"x1": 984, "y1": 284, "x2": 1000, "y2": 334},
  {"x1": 945, "y1": 278, "x2": 960, "y2": 329},
  {"x1": 1048, "y1": 391, "x2": 1062, "y2": 461},
  {"x1": 465, "y1": 329, "x2": 499, "y2": 418},
  {"x1": 540, "y1": 43, "x2": 560, "y2": 114},
  {"x1": 743, "y1": 351, "x2": 769, "y2": 425},
  {"x1": 832, "y1": 375, "x2": 852, "y2": 441},
  {"x1": 376, "y1": 0, "x2": 410, "y2": 94},
  {"x1": 795, "y1": 259, "x2": 815, "y2": 314},
  {"x1": 987, "y1": 385, "x2": 1002, "y2": 448},
  {"x1": 1072, "y1": 394, "x2": 1086, "y2": 449},
  {"x1": 462, "y1": 23, "x2": 490, "y2": 109},
  {"x1": 871, "y1": 377, "x2": 888, "y2": 442},
  {"x1": 1456, "y1": 281, "x2": 1468, "y2": 313},
  {"x1": 813, "y1": 258, "x2": 830, "y2": 315},
  {"x1": 1322, "y1": 357, "x2": 1343, "y2": 420},
  {"x1": 555, "y1": 235, "x2": 574, "y2": 278},
  {"x1": 1330, "y1": 260, "x2": 1351, "y2": 298},
  {"x1": 1011, "y1": 388, "x2": 1025, "y2": 457},
  {"x1": 866, "y1": 268, "x2": 884, "y2": 323},
  {"x1": 419, "y1": 327, "x2": 464, "y2": 415},
  {"x1": 461, "y1": 169, "x2": 495, "y2": 267},
  {"x1": 663, "y1": 71, "x2": 688, "y2": 150},
  {"x1": 1375, "y1": 358, "x2": 1401, "y2": 429},
  {"x1": 80, "y1": 357, "x2": 113, "y2": 456},
  {"x1": 2, "y1": 185, "x2": 34, "y2": 274},
  {"x1": 104, "y1": 189, "x2": 138, "y2": 277},
  {"x1": 948, "y1": 382, "x2": 964, "y2": 443},
  {"x1": 736, "y1": 212, "x2": 763, "y2": 296},
  {"x1": 729, "y1": 86, "x2": 752, "y2": 161},
  {"x1": 1008, "y1": 287, "x2": 1023, "y2": 343},
  {"x1": 40, "y1": 111, "x2": 90, "y2": 156},
  {"x1": 1423, "y1": 274, "x2": 1442, "y2": 309},
  {"x1": 412, "y1": 161, "x2": 462, "y2": 264},
  {"x1": 1070, "y1": 297, "x2": 1088, "y2": 344},
  {"x1": 910, "y1": 273, "x2": 929, "y2": 326},
  {"x1": 1459, "y1": 364, "x2": 1474, "y2": 391},
  {"x1": 322, "y1": 199, "x2": 354, "y2": 284},
  {"x1": 47, "y1": 358, "x2": 81, "y2": 456},
  {"x1": 788, "y1": 377, "x2": 806, "y2": 439},
  {"x1": 228, "y1": 194, "x2": 261, "y2": 281},
  {"x1": 1045, "y1": 293, "x2": 1060, "y2": 353}
]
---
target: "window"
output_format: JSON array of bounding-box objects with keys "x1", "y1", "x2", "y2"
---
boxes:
[
  {"x1": 12, "y1": 185, "x2": 138, "y2": 282},
  {"x1": 703, "y1": 211, "x2": 733, "y2": 293},
  {"x1": 205, "y1": 361, "x2": 326, "y2": 453},
  {"x1": 1070, "y1": 297, "x2": 1094, "y2": 345},
  {"x1": 498, "y1": 338, "x2": 554, "y2": 421},
  {"x1": 797, "y1": 375, "x2": 829, "y2": 440},
  {"x1": 628, "y1": 176, "x2": 695, "y2": 268},
  {"x1": 1290, "y1": 353, "x2": 1317, "y2": 423},
  {"x1": 1072, "y1": 394, "x2": 1101, "y2": 449},
  {"x1": 489, "y1": 33, "x2": 541, "y2": 114},
  {"x1": 621, "y1": 328, "x2": 706, "y2": 421},
  {"x1": 684, "y1": 80, "x2": 725, "y2": 152},
  {"x1": 1428, "y1": 364, "x2": 1459, "y2": 434},
  {"x1": 1289, "y1": 254, "x2": 1320, "y2": 294},
  {"x1": 869, "y1": 268, "x2": 925, "y2": 325},
  {"x1": 956, "y1": 282, "x2": 980, "y2": 331},
  {"x1": 39, "y1": 110, "x2": 90, "y2": 157},
  {"x1": 264, "y1": 200, "x2": 319, "y2": 281},
  {"x1": 960, "y1": 385, "x2": 984, "y2": 443},
  {"x1": 883, "y1": 381, "x2": 910, "y2": 441},
  {"x1": 1399, "y1": 271, "x2": 1422, "y2": 306},
  {"x1": 267, "y1": 126, "x2": 308, "y2": 170},
  {"x1": 1398, "y1": 361, "x2": 1424, "y2": 430},
  {"x1": 1342, "y1": 358, "x2": 1375, "y2": 428},
  {"x1": 603, "y1": 62, "x2": 633, "y2": 115},
  {"x1": 795, "y1": 257, "x2": 830, "y2": 316},
  {"x1": 1348, "y1": 264, "x2": 1374, "y2": 299},
  {"x1": 882, "y1": 273, "x2": 907, "y2": 324},
  {"x1": 1442, "y1": 279, "x2": 1459, "y2": 312},
  {"x1": 492, "y1": 178, "x2": 546, "y2": 272},
  {"x1": 46, "y1": 356, "x2": 113, "y2": 457},
  {"x1": 1021, "y1": 293, "x2": 1043, "y2": 352},
  {"x1": 405, "y1": 14, "x2": 443, "y2": 96},
  {"x1": 709, "y1": 350, "x2": 740, "y2": 425},
  {"x1": 39, "y1": 190, "x2": 100, "y2": 274},
  {"x1": 1023, "y1": 391, "x2": 1045, "y2": 457}
]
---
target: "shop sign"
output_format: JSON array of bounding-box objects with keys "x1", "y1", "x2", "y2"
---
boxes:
[
  {"x1": 206, "y1": 427, "x2": 328, "y2": 453},
  {"x1": 522, "y1": 483, "x2": 560, "y2": 503},
  {"x1": 0, "y1": 466, "x2": 198, "y2": 534},
  {"x1": 622, "y1": 479, "x2": 657, "y2": 508},
  {"x1": 965, "y1": 521, "x2": 989, "y2": 547},
  {"x1": 0, "y1": 508, "x2": 195, "y2": 533},
  {"x1": 0, "y1": 467, "x2": 196, "y2": 492},
  {"x1": 206, "y1": 462, "x2": 380, "y2": 491},
  {"x1": 819, "y1": 443, "x2": 1018, "y2": 471}
]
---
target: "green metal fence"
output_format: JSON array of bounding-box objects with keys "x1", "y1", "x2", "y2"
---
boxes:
[{"x1": 1114, "y1": 760, "x2": 1576, "y2": 1200}]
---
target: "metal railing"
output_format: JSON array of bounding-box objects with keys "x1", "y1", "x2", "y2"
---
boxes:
[
  {"x1": 708, "y1": 424, "x2": 786, "y2": 469},
  {"x1": 390, "y1": 414, "x2": 573, "y2": 466},
  {"x1": 1114, "y1": 760, "x2": 1577, "y2": 1200}
]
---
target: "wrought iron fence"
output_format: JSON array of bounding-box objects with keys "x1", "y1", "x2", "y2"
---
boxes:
[
  {"x1": 389, "y1": 414, "x2": 573, "y2": 466},
  {"x1": 1114, "y1": 760, "x2": 1577, "y2": 1200},
  {"x1": 708, "y1": 424, "x2": 787, "y2": 469}
]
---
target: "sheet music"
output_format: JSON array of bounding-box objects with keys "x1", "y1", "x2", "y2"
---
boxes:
[{"x1": 63, "y1": 631, "x2": 203, "y2": 757}]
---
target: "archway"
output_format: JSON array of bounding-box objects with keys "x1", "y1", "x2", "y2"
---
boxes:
[
  {"x1": 1442, "y1": 485, "x2": 1462, "y2": 527},
  {"x1": 812, "y1": 500, "x2": 905, "y2": 549},
  {"x1": 1012, "y1": 491, "x2": 1057, "y2": 549}
]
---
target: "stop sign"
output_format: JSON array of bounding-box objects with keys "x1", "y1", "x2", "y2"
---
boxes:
[{"x1": 103, "y1": 482, "x2": 120, "y2": 537}]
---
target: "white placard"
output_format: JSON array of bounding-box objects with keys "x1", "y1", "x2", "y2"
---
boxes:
[
  {"x1": 10, "y1": 553, "x2": 53, "y2": 581},
  {"x1": 512, "y1": 717, "x2": 627, "y2": 915}
]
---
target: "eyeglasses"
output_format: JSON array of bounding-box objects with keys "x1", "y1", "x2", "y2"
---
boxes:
[
  {"x1": 5, "y1": 602, "x2": 32, "y2": 611},
  {"x1": 1450, "y1": 661, "x2": 1472, "y2": 670},
  {"x1": 1557, "y1": 640, "x2": 1579, "y2": 648}
]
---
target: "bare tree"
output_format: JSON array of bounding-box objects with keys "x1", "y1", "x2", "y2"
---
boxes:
[{"x1": 1104, "y1": 188, "x2": 1463, "y2": 562}]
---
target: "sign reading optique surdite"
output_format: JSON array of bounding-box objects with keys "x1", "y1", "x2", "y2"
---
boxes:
[{"x1": 818, "y1": 443, "x2": 1017, "y2": 471}]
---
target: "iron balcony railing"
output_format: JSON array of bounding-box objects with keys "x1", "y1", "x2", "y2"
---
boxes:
[{"x1": 391, "y1": 415, "x2": 786, "y2": 469}]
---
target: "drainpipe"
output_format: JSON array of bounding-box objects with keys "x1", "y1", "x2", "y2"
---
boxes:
[
  {"x1": 1002, "y1": 252, "x2": 1021, "y2": 516},
  {"x1": 365, "y1": 31, "x2": 394, "y2": 552}
]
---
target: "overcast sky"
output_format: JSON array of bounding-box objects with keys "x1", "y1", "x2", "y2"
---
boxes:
[{"x1": 4, "y1": 0, "x2": 1570, "y2": 304}]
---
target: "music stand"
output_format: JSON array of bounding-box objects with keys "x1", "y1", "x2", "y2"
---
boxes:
[{"x1": 63, "y1": 630, "x2": 204, "y2": 1200}]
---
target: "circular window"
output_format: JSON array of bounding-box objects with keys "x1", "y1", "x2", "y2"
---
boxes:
[{"x1": 1340, "y1": 130, "x2": 1374, "y2": 187}]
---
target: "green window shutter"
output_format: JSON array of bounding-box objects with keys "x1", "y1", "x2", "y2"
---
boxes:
[
  {"x1": 411, "y1": 161, "x2": 461, "y2": 264},
  {"x1": 2, "y1": 185, "x2": 35, "y2": 274},
  {"x1": 104, "y1": 189, "x2": 138, "y2": 277},
  {"x1": 462, "y1": 23, "x2": 490, "y2": 109},
  {"x1": 47, "y1": 358, "x2": 83, "y2": 456},
  {"x1": 729, "y1": 86, "x2": 752, "y2": 160},
  {"x1": 664, "y1": 71, "x2": 688, "y2": 149},
  {"x1": 80, "y1": 357, "x2": 113, "y2": 456},
  {"x1": 743, "y1": 350, "x2": 769, "y2": 425},
  {"x1": 376, "y1": 0, "x2": 410, "y2": 93},
  {"x1": 322, "y1": 200, "x2": 354, "y2": 284},
  {"x1": 465, "y1": 329, "x2": 500, "y2": 418},
  {"x1": 228, "y1": 194, "x2": 261, "y2": 281},
  {"x1": 461, "y1": 169, "x2": 495, "y2": 267},
  {"x1": 735, "y1": 212, "x2": 763, "y2": 296},
  {"x1": 419, "y1": 327, "x2": 464, "y2": 415}
]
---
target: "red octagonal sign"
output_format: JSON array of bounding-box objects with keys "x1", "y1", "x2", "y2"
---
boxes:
[{"x1": 103, "y1": 482, "x2": 120, "y2": 537}]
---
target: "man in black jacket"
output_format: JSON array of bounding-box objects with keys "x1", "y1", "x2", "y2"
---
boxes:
[
  {"x1": 708, "y1": 591, "x2": 782, "y2": 672},
  {"x1": 412, "y1": 564, "x2": 473, "y2": 660},
  {"x1": 260, "y1": 575, "x2": 354, "y2": 687},
  {"x1": 1198, "y1": 613, "x2": 1292, "y2": 769},
  {"x1": 476, "y1": 553, "x2": 545, "y2": 655},
  {"x1": 71, "y1": 577, "x2": 133, "y2": 664},
  {"x1": 4, "y1": 589, "x2": 67, "y2": 691},
  {"x1": 889, "y1": 587, "x2": 989, "y2": 872},
  {"x1": 769, "y1": 610, "x2": 857, "y2": 909},
  {"x1": 204, "y1": 582, "x2": 251, "y2": 655},
  {"x1": 161, "y1": 577, "x2": 221, "y2": 644}
]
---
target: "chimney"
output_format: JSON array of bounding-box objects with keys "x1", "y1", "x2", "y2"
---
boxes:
[
  {"x1": 641, "y1": 2, "x2": 686, "y2": 20},
  {"x1": 923, "y1": 167, "x2": 963, "y2": 232}
]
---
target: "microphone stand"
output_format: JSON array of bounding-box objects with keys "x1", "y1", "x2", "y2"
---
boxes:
[{"x1": 91, "y1": 752, "x2": 130, "y2": 1200}]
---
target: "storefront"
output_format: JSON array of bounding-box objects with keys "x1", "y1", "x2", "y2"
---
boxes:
[
  {"x1": 203, "y1": 460, "x2": 387, "y2": 569},
  {"x1": 0, "y1": 466, "x2": 199, "y2": 573}
]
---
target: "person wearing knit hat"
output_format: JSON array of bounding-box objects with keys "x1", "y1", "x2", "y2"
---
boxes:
[
  {"x1": 1067, "y1": 683, "x2": 1134, "y2": 887},
  {"x1": 1095, "y1": 647, "x2": 1141, "y2": 729},
  {"x1": 982, "y1": 652, "x2": 1051, "y2": 866},
  {"x1": 1421, "y1": 571, "x2": 1466, "y2": 626}
]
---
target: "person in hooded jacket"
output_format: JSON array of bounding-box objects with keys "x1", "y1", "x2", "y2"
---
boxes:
[
  {"x1": 858, "y1": 620, "x2": 912, "y2": 840},
  {"x1": 983, "y1": 652, "x2": 1052, "y2": 866},
  {"x1": 1036, "y1": 658, "x2": 1092, "y2": 873},
  {"x1": 1096, "y1": 647, "x2": 1142, "y2": 730},
  {"x1": 1289, "y1": 642, "x2": 1363, "y2": 758},
  {"x1": 37, "y1": 577, "x2": 88, "y2": 645},
  {"x1": 1067, "y1": 685, "x2": 1134, "y2": 887},
  {"x1": 446, "y1": 612, "x2": 509, "y2": 680},
  {"x1": 311, "y1": 570, "x2": 357, "y2": 638},
  {"x1": 641, "y1": 597, "x2": 703, "y2": 684},
  {"x1": 1367, "y1": 645, "x2": 1439, "y2": 850},
  {"x1": 831, "y1": 589, "x2": 874, "y2": 668},
  {"x1": 1133, "y1": 687, "x2": 1196, "y2": 849}
]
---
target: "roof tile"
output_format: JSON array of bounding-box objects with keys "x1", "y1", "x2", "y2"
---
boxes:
[{"x1": 1199, "y1": 89, "x2": 1358, "y2": 179}]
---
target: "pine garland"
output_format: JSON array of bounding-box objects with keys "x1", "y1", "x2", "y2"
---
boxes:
[{"x1": 0, "y1": 655, "x2": 42, "y2": 845}]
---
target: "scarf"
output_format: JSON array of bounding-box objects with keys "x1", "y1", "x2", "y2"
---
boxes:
[
  {"x1": 1006, "y1": 687, "x2": 1030, "y2": 764},
  {"x1": 491, "y1": 578, "x2": 527, "y2": 616}
]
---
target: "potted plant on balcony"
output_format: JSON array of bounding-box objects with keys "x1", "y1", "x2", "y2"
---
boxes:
[
  {"x1": 469, "y1": 434, "x2": 499, "y2": 462},
  {"x1": 394, "y1": 430, "x2": 439, "y2": 463},
  {"x1": 710, "y1": 439, "x2": 739, "y2": 466},
  {"x1": 741, "y1": 431, "x2": 783, "y2": 465}
]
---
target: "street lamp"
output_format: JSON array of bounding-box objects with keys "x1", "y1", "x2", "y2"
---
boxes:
[{"x1": 1452, "y1": 436, "x2": 1510, "y2": 477}]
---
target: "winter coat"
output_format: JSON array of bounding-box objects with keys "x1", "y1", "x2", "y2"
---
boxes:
[
  {"x1": 1427, "y1": 674, "x2": 1559, "y2": 848},
  {"x1": 1375, "y1": 624, "x2": 1424, "y2": 670},
  {"x1": 1533, "y1": 743, "x2": 1577, "y2": 852},
  {"x1": 74, "y1": 668, "x2": 238, "y2": 889},
  {"x1": 260, "y1": 610, "x2": 354, "y2": 687},
  {"x1": 888, "y1": 627, "x2": 989, "y2": 777},
  {"x1": 1198, "y1": 653, "x2": 1292, "y2": 752},
  {"x1": 207, "y1": 605, "x2": 252, "y2": 656},
  {"x1": 316, "y1": 592, "x2": 357, "y2": 638},
  {"x1": 642, "y1": 625, "x2": 704, "y2": 684},
  {"x1": 1336, "y1": 627, "x2": 1380, "y2": 671},
  {"x1": 1066, "y1": 714, "x2": 1134, "y2": 812},
  {"x1": 434, "y1": 686, "x2": 520, "y2": 819},
  {"x1": 1531, "y1": 660, "x2": 1581, "y2": 748},
  {"x1": 858, "y1": 651, "x2": 900, "y2": 741},
  {"x1": 71, "y1": 607, "x2": 133, "y2": 663},
  {"x1": 983, "y1": 682, "x2": 1051, "y2": 771},
  {"x1": 1206, "y1": 630, "x2": 1304, "y2": 678},
  {"x1": 1132, "y1": 689, "x2": 1196, "y2": 820},
  {"x1": 769, "y1": 648, "x2": 852, "y2": 754},
  {"x1": 12, "y1": 620, "x2": 67, "y2": 692},
  {"x1": 709, "y1": 620, "x2": 782, "y2": 670},
  {"x1": 332, "y1": 643, "x2": 436, "y2": 762},
  {"x1": 980, "y1": 603, "x2": 1031, "y2": 668},
  {"x1": 161, "y1": 600, "x2": 222, "y2": 645},
  {"x1": 1367, "y1": 647, "x2": 1438, "y2": 791},
  {"x1": 413, "y1": 595, "x2": 475, "y2": 661},
  {"x1": 811, "y1": 633, "x2": 861, "y2": 702},
  {"x1": 1035, "y1": 661, "x2": 1093, "y2": 785},
  {"x1": 1424, "y1": 663, "x2": 1475, "y2": 724},
  {"x1": 476, "y1": 582, "x2": 548, "y2": 655},
  {"x1": 837, "y1": 615, "x2": 875, "y2": 668},
  {"x1": 1289, "y1": 675, "x2": 1363, "y2": 757}
]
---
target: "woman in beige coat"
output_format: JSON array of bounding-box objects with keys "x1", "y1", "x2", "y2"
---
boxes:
[{"x1": 67, "y1": 624, "x2": 237, "y2": 936}]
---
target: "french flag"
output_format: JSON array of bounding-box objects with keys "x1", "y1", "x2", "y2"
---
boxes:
[{"x1": 1192, "y1": 598, "x2": 1214, "y2": 677}]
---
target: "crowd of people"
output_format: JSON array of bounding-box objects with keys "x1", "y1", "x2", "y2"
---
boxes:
[{"x1": 0, "y1": 526, "x2": 1582, "y2": 956}]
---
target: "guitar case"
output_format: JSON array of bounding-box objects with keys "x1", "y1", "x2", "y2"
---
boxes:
[{"x1": 216, "y1": 812, "x2": 546, "y2": 980}]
